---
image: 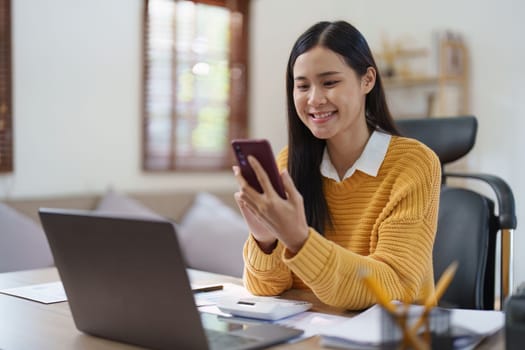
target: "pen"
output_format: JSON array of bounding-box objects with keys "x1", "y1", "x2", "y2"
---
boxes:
[{"x1": 192, "y1": 284, "x2": 224, "y2": 293}]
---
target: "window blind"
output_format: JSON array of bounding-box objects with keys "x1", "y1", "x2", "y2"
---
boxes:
[
  {"x1": 142, "y1": 0, "x2": 249, "y2": 171},
  {"x1": 0, "y1": 0, "x2": 13, "y2": 173}
]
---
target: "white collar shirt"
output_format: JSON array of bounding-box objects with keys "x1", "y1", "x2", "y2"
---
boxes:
[{"x1": 320, "y1": 130, "x2": 392, "y2": 182}]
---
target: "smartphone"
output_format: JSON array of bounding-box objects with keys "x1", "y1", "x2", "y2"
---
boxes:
[{"x1": 231, "y1": 139, "x2": 286, "y2": 199}]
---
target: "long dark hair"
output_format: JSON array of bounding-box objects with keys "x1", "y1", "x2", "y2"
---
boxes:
[{"x1": 286, "y1": 21, "x2": 399, "y2": 234}]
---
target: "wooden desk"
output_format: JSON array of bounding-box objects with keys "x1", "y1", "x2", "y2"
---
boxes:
[{"x1": 0, "y1": 268, "x2": 504, "y2": 350}]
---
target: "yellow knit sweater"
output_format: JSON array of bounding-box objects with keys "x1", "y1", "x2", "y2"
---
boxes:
[{"x1": 242, "y1": 136, "x2": 441, "y2": 310}]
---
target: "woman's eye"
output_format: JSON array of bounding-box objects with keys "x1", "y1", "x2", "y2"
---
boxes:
[
  {"x1": 296, "y1": 85, "x2": 309, "y2": 91},
  {"x1": 324, "y1": 80, "x2": 339, "y2": 87}
]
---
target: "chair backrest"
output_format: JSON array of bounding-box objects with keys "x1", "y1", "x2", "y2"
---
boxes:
[
  {"x1": 434, "y1": 187, "x2": 497, "y2": 309},
  {"x1": 396, "y1": 115, "x2": 515, "y2": 310},
  {"x1": 395, "y1": 116, "x2": 477, "y2": 176}
]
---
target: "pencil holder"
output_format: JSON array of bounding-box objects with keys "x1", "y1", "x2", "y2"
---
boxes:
[{"x1": 380, "y1": 305, "x2": 453, "y2": 350}]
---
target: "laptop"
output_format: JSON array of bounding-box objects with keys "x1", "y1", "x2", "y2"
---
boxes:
[{"x1": 38, "y1": 208, "x2": 303, "y2": 350}]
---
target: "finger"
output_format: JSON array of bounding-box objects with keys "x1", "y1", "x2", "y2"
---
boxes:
[
  {"x1": 281, "y1": 169, "x2": 300, "y2": 203},
  {"x1": 234, "y1": 192, "x2": 254, "y2": 219},
  {"x1": 235, "y1": 192, "x2": 275, "y2": 235},
  {"x1": 232, "y1": 165, "x2": 244, "y2": 186},
  {"x1": 234, "y1": 191, "x2": 257, "y2": 212},
  {"x1": 233, "y1": 191, "x2": 245, "y2": 208},
  {"x1": 247, "y1": 155, "x2": 277, "y2": 197},
  {"x1": 234, "y1": 179, "x2": 264, "y2": 214},
  {"x1": 238, "y1": 191, "x2": 265, "y2": 221},
  {"x1": 233, "y1": 165, "x2": 261, "y2": 197},
  {"x1": 234, "y1": 170, "x2": 265, "y2": 212},
  {"x1": 234, "y1": 192, "x2": 249, "y2": 218}
]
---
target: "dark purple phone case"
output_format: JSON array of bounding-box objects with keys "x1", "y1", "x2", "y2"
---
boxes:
[{"x1": 231, "y1": 139, "x2": 286, "y2": 199}]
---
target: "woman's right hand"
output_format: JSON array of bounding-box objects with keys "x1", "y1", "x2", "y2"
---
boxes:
[{"x1": 233, "y1": 166, "x2": 278, "y2": 253}]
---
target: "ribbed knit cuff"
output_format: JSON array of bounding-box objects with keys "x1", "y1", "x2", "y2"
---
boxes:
[
  {"x1": 282, "y1": 228, "x2": 333, "y2": 283},
  {"x1": 244, "y1": 234, "x2": 285, "y2": 273}
]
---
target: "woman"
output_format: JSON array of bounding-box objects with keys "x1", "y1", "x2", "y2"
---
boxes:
[{"x1": 233, "y1": 21, "x2": 441, "y2": 310}]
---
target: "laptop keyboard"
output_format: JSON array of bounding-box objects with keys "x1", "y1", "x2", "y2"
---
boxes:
[{"x1": 206, "y1": 329, "x2": 259, "y2": 350}]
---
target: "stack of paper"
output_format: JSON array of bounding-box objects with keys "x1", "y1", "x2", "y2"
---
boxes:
[{"x1": 319, "y1": 304, "x2": 504, "y2": 350}]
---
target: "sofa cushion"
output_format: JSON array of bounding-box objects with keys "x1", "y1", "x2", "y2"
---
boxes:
[
  {"x1": 95, "y1": 190, "x2": 247, "y2": 277},
  {"x1": 95, "y1": 189, "x2": 165, "y2": 220},
  {"x1": 0, "y1": 203, "x2": 54, "y2": 273},
  {"x1": 178, "y1": 192, "x2": 247, "y2": 278}
]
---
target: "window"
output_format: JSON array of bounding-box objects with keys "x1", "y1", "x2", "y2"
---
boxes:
[
  {"x1": 143, "y1": 0, "x2": 249, "y2": 171},
  {"x1": 0, "y1": 0, "x2": 13, "y2": 173}
]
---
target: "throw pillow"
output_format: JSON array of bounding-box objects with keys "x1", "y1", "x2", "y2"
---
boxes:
[
  {"x1": 178, "y1": 192, "x2": 247, "y2": 278},
  {"x1": 95, "y1": 189, "x2": 164, "y2": 220},
  {"x1": 0, "y1": 203, "x2": 54, "y2": 273}
]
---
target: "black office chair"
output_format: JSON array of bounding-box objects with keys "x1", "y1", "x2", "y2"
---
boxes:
[{"x1": 396, "y1": 116, "x2": 517, "y2": 310}]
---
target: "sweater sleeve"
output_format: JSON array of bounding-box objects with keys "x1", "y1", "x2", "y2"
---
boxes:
[
  {"x1": 283, "y1": 148, "x2": 441, "y2": 310},
  {"x1": 243, "y1": 234, "x2": 293, "y2": 295}
]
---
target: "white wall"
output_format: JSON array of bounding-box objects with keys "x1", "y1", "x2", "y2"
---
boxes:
[
  {"x1": 251, "y1": 0, "x2": 525, "y2": 290},
  {"x1": 2, "y1": 0, "x2": 524, "y2": 287},
  {"x1": 3, "y1": 0, "x2": 236, "y2": 199}
]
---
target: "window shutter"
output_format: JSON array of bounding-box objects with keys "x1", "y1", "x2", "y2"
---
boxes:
[
  {"x1": 0, "y1": 0, "x2": 13, "y2": 173},
  {"x1": 142, "y1": 0, "x2": 248, "y2": 171}
]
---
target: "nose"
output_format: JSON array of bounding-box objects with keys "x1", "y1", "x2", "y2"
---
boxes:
[{"x1": 307, "y1": 87, "x2": 326, "y2": 106}]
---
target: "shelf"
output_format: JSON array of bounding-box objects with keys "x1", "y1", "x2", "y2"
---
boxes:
[
  {"x1": 380, "y1": 34, "x2": 469, "y2": 118},
  {"x1": 383, "y1": 76, "x2": 439, "y2": 88}
]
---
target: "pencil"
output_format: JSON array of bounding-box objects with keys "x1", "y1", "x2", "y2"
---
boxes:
[
  {"x1": 426, "y1": 261, "x2": 458, "y2": 308},
  {"x1": 361, "y1": 271, "x2": 429, "y2": 350},
  {"x1": 410, "y1": 261, "x2": 458, "y2": 334},
  {"x1": 361, "y1": 273, "x2": 397, "y2": 313}
]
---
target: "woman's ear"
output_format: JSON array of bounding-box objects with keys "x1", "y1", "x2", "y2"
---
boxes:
[{"x1": 362, "y1": 67, "x2": 376, "y2": 94}]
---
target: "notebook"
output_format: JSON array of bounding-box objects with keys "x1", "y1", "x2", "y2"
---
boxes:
[{"x1": 38, "y1": 208, "x2": 303, "y2": 350}]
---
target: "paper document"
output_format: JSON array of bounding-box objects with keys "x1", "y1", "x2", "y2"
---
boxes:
[
  {"x1": 201, "y1": 307, "x2": 350, "y2": 341},
  {"x1": 275, "y1": 311, "x2": 349, "y2": 339},
  {"x1": 0, "y1": 281, "x2": 67, "y2": 304},
  {"x1": 320, "y1": 304, "x2": 504, "y2": 349},
  {"x1": 194, "y1": 282, "x2": 253, "y2": 307}
]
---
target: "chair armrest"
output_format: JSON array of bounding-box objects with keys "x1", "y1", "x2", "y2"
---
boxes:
[{"x1": 444, "y1": 172, "x2": 517, "y2": 229}]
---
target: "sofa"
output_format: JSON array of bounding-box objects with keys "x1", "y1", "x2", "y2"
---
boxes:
[{"x1": 0, "y1": 189, "x2": 248, "y2": 277}]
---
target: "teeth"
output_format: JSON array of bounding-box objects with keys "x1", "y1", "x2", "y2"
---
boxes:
[{"x1": 312, "y1": 111, "x2": 333, "y2": 119}]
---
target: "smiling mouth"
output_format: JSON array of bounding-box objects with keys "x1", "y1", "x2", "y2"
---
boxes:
[{"x1": 310, "y1": 111, "x2": 335, "y2": 119}]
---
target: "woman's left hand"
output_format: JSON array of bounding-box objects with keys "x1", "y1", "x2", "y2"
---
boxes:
[{"x1": 237, "y1": 156, "x2": 310, "y2": 254}]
